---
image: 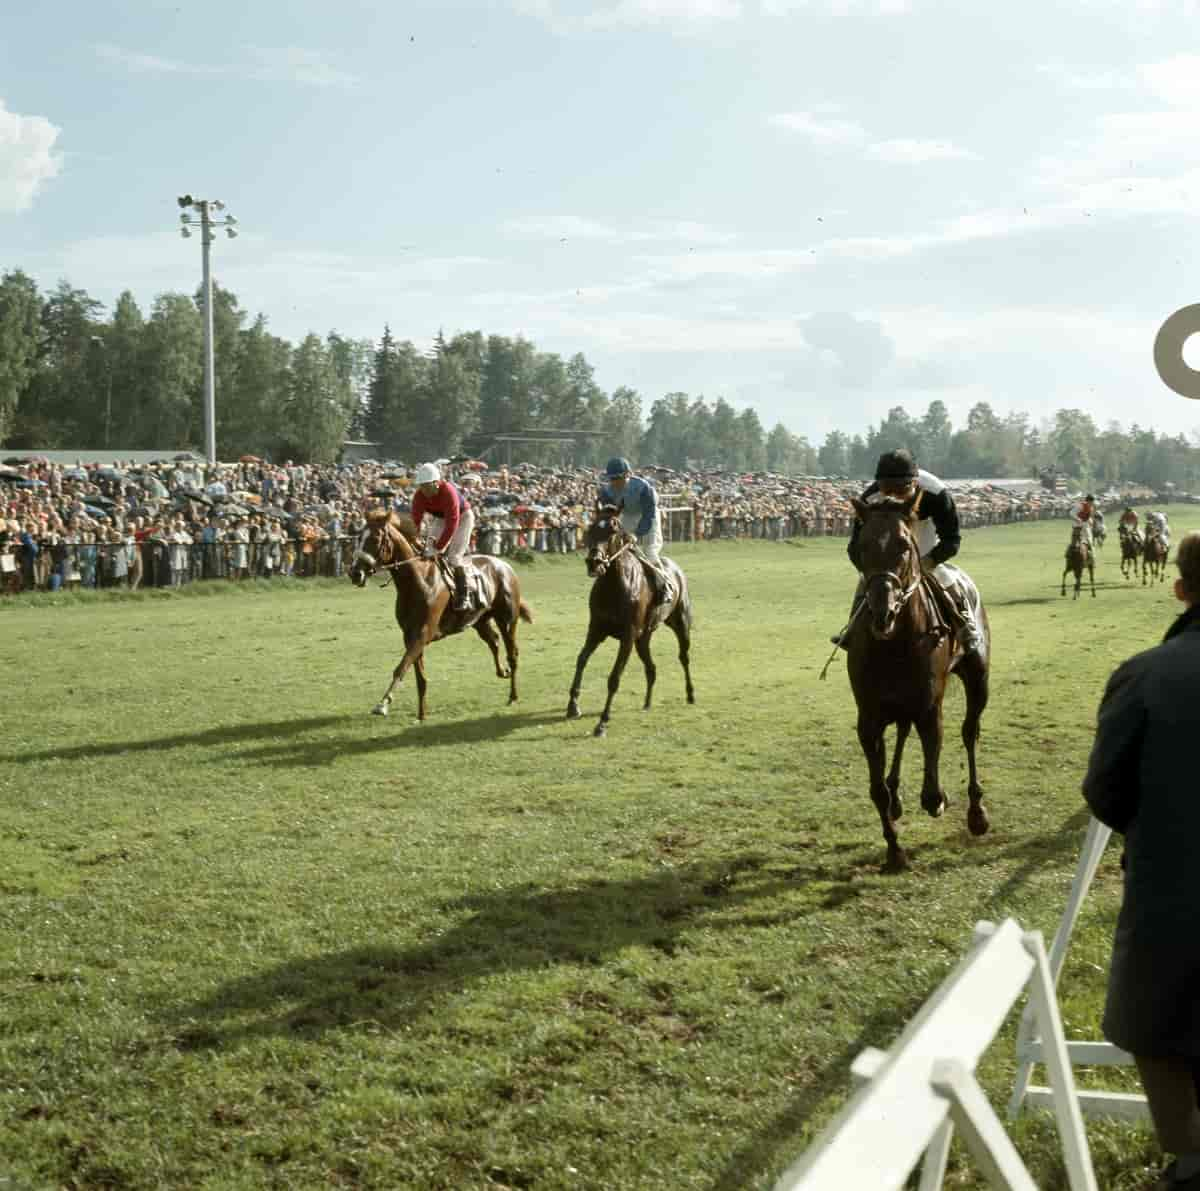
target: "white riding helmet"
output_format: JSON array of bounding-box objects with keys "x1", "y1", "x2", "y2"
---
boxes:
[{"x1": 414, "y1": 462, "x2": 441, "y2": 485}]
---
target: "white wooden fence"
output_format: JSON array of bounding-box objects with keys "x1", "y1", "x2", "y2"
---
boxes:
[
  {"x1": 775, "y1": 918, "x2": 1098, "y2": 1191},
  {"x1": 1009, "y1": 817, "x2": 1148, "y2": 1122}
]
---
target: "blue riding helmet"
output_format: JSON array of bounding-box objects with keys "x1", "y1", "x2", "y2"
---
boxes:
[{"x1": 604, "y1": 457, "x2": 631, "y2": 478}]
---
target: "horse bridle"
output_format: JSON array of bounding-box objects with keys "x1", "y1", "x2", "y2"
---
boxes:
[
  {"x1": 862, "y1": 522, "x2": 924, "y2": 614},
  {"x1": 587, "y1": 519, "x2": 633, "y2": 575},
  {"x1": 353, "y1": 523, "x2": 425, "y2": 579}
]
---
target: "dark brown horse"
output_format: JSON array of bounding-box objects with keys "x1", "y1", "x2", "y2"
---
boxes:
[
  {"x1": 1119, "y1": 528, "x2": 1142, "y2": 581},
  {"x1": 1061, "y1": 526, "x2": 1095, "y2": 599},
  {"x1": 1143, "y1": 529, "x2": 1169, "y2": 585},
  {"x1": 566, "y1": 506, "x2": 695, "y2": 737},
  {"x1": 845, "y1": 495, "x2": 991, "y2": 872},
  {"x1": 349, "y1": 510, "x2": 533, "y2": 719}
]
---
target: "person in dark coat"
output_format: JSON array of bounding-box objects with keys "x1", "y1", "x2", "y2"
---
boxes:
[{"x1": 1083, "y1": 529, "x2": 1200, "y2": 1190}]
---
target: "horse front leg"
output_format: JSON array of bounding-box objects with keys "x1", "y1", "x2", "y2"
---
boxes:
[
  {"x1": 915, "y1": 702, "x2": 948, "y2": 819},
  {"x1": 634, "y1": 631, "x2": 657, "y2": 711},
  {"x1": 372, "y1": 634, "x2": 424, "y2": 717},
  {"x1": 1088, "y1": 560, "x2": 1096, "y2": 597},
  {"x1": 886, "y1": 720, "x2": 910, "y2": 821},
  {"x1": 859, "y1": 711, "x2": 905, "y2": 872},
  {"x1": 566, "y1": 625, "x2": 604, "y2": 719},
  {"x1": 1061, "y1": 565, "x2": 1069, "y2": 597},
  {"x1": 594, "y1": 632, "x2": 636, "y2": 738}
]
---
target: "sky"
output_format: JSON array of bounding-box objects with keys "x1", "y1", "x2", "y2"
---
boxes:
[{"x1": 4, "y1": 0, "x2": 1200, "y2": 445}]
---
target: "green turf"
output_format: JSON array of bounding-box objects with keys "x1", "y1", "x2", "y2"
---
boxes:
[{"x1": 0, "y1": 513, "x2": 1189, "y2": 1189}]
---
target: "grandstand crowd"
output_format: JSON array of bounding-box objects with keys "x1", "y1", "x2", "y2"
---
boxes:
[{"x1": 0, "y1": 452, "x2": 1153, "y2": 594}]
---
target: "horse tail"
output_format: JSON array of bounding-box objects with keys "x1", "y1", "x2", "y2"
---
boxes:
[{"x1": 518, "y1": 601, "x2": 534, "y2": 624}]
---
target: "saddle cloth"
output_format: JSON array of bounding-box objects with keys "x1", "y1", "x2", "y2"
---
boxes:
[{"x1": 435, "y1": 556, "x2": 495, "y2": 621}]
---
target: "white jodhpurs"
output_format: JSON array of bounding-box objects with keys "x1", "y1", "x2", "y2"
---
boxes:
[{"x1": 425, "y1": 506, "x2": 475, "y2": 565}]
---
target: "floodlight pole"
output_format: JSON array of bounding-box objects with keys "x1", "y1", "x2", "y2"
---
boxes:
[
  {"x1": 177, "y1": 195, "x2": 239, "y2": 467},
  {"x1": 200, "y1": 201, "x2": 216, "y2": 467}
]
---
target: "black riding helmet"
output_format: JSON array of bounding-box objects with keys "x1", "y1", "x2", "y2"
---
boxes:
[{"x1": 875, "y1": 448, "x2": 918, "y2": 481}]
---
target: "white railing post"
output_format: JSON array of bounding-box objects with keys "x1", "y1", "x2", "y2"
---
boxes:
[
  {"x1": 1009, "y1": 817, "x2": 1147, "y2": 1122},
  {"x1": 776, "y1": 918, "x2": 1098, "y2": 1191}
]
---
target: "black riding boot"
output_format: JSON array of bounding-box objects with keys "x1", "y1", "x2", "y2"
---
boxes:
[{"x1": 453, "y1": 565, "x2": 470, "y2": 611}]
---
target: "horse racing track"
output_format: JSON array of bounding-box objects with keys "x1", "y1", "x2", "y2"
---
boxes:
[{"x1": 0, "y1": 510, "x2": 1190, "y2": 1190}]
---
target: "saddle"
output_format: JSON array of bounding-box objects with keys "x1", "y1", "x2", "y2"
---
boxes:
[{"x1": 434, "y1": 556, "x2": 486, "y2": 612}]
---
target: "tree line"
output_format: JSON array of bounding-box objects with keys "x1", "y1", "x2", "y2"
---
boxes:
[{"x1": 1, "y1": 269, "x2": 1197, "y2": 489}]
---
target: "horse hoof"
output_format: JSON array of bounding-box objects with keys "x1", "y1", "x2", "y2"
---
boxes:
[
  {"x1": 497, "y1": 669, "x2": 510, "y2": 679},
  {"x1": 566, "y1": 704, "x2": 581, "y2": 720},
  {"x1": 686, "y1": 694, "x2": 696, "y2": 705},
  {"x1": 922, "y1": 794, "x2": 947, "y2": 818},
  {"x1": 882, "y1": 847, "x2": 909, "y2": 874},
  {"x1": 370, "y1": 704, "x2": 389, "y2": 717},
  {"x1": 968, "y1": 805, "x2": 990, "y2": 836},
  {"x1": 593, "y1": 722, "x2": 607, "y2": 738}
]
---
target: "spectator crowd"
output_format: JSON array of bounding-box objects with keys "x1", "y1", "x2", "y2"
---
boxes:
[{"x1": 0, "y1": 451, "x2": 1138, "y2": 596}]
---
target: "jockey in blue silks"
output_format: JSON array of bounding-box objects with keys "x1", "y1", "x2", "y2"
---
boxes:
[{"x1": 598, "y1": 457, "x2": 674, "y2": 606}]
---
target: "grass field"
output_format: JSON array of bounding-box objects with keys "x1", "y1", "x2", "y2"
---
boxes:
[{"x1": 0, "y1": 511, "x2": 1192, "y2": 1190}]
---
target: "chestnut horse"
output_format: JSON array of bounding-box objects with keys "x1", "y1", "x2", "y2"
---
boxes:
[
  {"x1": 1061, "y1": 525, "x2": 1095, "y2": 599},
  {"x1": 566, "y1": 505, "x2": 695, "y2": 737},
  {"x1": 1119, "y1": 528, "x2": 1142, "y2": 581},
  {"x1": 349, "y1": 510, "x2": 533, "y2": 719},
  {"x1": 1143, "y1": 529, "x2": 1169, "y2": 585},
  {"x1": 845, "y1": 495, "x2": 991, "y2": 872}
]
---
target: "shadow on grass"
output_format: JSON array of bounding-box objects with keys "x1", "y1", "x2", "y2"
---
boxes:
[
  {"x1": 238, "y1": 709, "x2": 572, "y2": 767},
  {"x1": 1, "y1": 714, "x2": 356, "y2": 764},
  {"x1": 2, "y1": 709, "x2": 571, "y2": 768},
  {"x1": 163, "y1": 854, "x2": 839, "y2": 1051}
]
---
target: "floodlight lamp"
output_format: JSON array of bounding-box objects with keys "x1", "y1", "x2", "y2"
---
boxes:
[
  {"x1": 180, "y1": 213, "x2": 190, "y2": 224},
  {"x1": 181, "y1": 227, "x2": 192, "y2": 238},
  {"x1": 226, "y1": 227, "x2": 238, "y2": 239},
  {"x1": 211, "y1": 199, "x2": 225, "y2": 211},
  {"x1": 177, "y1": 194, "x2": 194, "y2": 209},
  {"x1": 225, "y1": 214, "x2": 238, "y2": 226}
]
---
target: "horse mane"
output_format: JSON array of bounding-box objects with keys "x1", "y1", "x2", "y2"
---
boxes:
[
  {"x1": 859, "y1": 496, "x2": 919, "y2": 520},
  {"x1": 366, "y1": 508, "x2": 419, "y2": 542}
]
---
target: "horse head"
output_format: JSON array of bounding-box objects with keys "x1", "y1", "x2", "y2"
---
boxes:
[
  {"x1": 853, "y1": 493, "x2": 923, "y2": 640},
  {"x1": 584, "y1": 504, "x2": 628, "y2": 578},
  {"x1": 349, "y1": 510, "x2": 416, "y2": 587}
]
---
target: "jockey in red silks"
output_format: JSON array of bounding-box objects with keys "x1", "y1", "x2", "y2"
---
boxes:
[
  {"x1": 1071, "y1": 493, "x2": 1097, "y2": 547},
  {"x1": 411, "y1": 462, "x2": 475, "y2": 610}
]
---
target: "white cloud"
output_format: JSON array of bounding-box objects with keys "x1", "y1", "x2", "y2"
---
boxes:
[
  {"x1": 94, "y1": 43, "x2": 359, "y2": 87},
  {"x1": 244, "y1": 47, "x2": 360, "y2": 88},
  {"x1": 0, "y1": 99, "x2": 62, "y2": 214},
  {"x1": 867, "y1": 138, "x2": 979, "y2": 163},
  {"x1": 771, "y1": 113, "x2": 976, "y2": 163},
  {"x1": 583, "y1": 0, "x2": 743, "y2": 27},
  {"x1": 769, "y1": 110, "x2": 867, "y2": 145},
  {"x1": 1140, "y1": 54, "x2": 1200, "y2": 107},
  {"x1": 504, "y1": 213, "x2": 737, "y2": 244}
]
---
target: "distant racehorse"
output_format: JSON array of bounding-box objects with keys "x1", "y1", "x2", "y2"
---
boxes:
[
  {"x1": 844, "y1": 495, "x2": 991, "y2": 872},
  {"x1": 1119, "y1": 529, "x2": 1141, "y2": 581},
  {"x1": 349, "y1": 510, "x2": 533, "y2": 719},
  {"x1": 1143, "y1": 529, "x2": 1169, "y2": 585},
  {"x1": 1091, "y1": 516, "x2": 1106, "y2": 549},
  {"x1": 566, "y1": 505, "x2": 695, "y2": 737},
  {"x1": 1061, "y1": 526, "x2": 1096, "y2": 599}
]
